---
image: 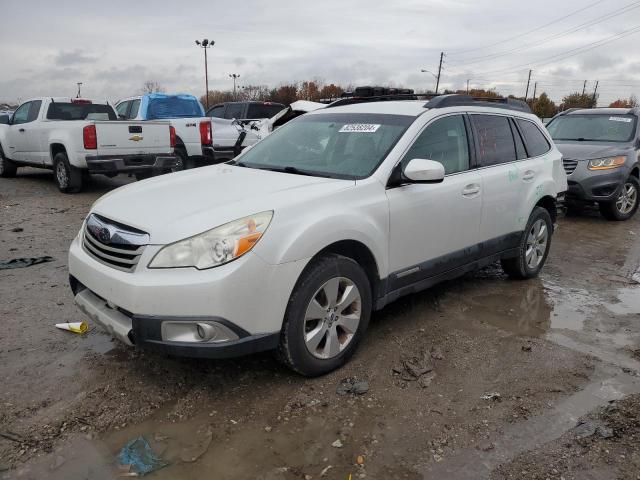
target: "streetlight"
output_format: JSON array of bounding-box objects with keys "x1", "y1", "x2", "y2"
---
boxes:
[
  {"x1": 195, "y1": 38, "x2": 215, "y2": 109},
  {"x1": 420, "y1": 69, "x2": 438, "y2": 93},
  {"x1": 229, "y1": 74, "x2": 240, "y2": 100},
  {"x1": 76, "y1": 82, "x2": 83, "y2": 98}
]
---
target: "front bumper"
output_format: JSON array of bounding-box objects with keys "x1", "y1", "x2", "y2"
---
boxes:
[
  {"x1": 68, "y1": 234, "x2": 308, "y2": 358},
  {"x1": 85, "y1": 153, "x2": 178, "y2": 174},
  {"x1": 565, "y1": 161, "x2": 628, "y2": 203}
]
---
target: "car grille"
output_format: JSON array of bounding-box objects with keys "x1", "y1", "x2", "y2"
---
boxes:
[
  {"x1": 563, "y1": 158, "x2": 578, "y2": 175},
  {"x1": 82, "y1": 215, "x2": 148, "y2": 272}
]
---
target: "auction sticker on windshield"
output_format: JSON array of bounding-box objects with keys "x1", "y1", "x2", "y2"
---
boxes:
[
  {"x1": 609, "y1": 117, "x2": 632, "y2": 123},
  {"x1": 339, "y1": 124, "x2": 381, "y2": 133}
]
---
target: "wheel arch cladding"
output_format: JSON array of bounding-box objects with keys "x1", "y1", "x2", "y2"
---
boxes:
[
  {"x1": 315, "y1": 240, "x2": 381, "y2": 301},
  {"x1": 50, "y1": 143, "x2": 67, "y2": 160},
  {"x1": 536, "y1": 195, "x2": 557, "y2": 224}
]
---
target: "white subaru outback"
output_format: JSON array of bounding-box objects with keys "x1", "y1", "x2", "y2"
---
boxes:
[{"x1": 69, "y1": 94, "x2": 567, "y2": 376}]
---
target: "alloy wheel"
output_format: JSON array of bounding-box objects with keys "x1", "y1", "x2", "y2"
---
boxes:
[
  {"x1": 56, "y1": 161, "x2": 68, "y2": 189},
  {"x1": 525, "y1": 219, "x2": 548, "y2": 269},
  {"x1": 616, "y1": 182, "x2": 637, "y2": 215},
  {"x1": 303, "y1": 277, "x2": 362, "y2": 359}
]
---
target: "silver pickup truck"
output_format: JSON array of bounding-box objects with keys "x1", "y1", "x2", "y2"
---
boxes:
[{"x1": 0, "y1": 97, "x2": 177, "y2": 193}]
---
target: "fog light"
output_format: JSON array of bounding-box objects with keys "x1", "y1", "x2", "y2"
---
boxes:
[{"x1": 161, "y1": 320, "x2": 240, "y2": 343}]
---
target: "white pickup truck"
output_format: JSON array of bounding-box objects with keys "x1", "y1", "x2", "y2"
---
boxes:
[
  {"x1": 0, "y1": 97, "x2": 178, "y2": 193},
  {"x1": 116, "y1": 93, "x2": 263, "y2": 168}
]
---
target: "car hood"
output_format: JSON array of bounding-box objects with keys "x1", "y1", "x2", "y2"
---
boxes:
[
  {"x1": 91, "y1": 165, "x2": 354, "y2": 244},
  {"x1": 554, "y1": 141, "x2": 633, "y2": 160}
]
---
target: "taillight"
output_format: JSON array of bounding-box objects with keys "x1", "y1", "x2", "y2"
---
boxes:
[
  {"x1": 199, "y1": 121, "x2": 212, "y2": 145},
  {"x1": 83, "y1": 125, "x2": 97, "y2": 149},
  {"x1": 169, "y1": 126, "x2": 176, "y2": 148}
]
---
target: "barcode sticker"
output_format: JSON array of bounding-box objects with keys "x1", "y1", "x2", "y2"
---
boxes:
[
  {"x1": 339, "y1": 124, "x2": 381, "y2": 133},
  {"x1": 609, "y1": 117, "x2": 632, "y2": 123}
]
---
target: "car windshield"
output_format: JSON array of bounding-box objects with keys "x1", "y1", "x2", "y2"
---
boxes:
[
  {"x1": 547, "y1": 114, "x2": 637, "y2": 142},
  {"x1": 233, "y1": 113, "x2": 413, "y2": 179},
  {"x1": 146, "y1": 95, "x2": 204, "y2": 119}
]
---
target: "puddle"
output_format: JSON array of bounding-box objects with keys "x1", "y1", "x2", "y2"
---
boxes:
[{"x1": 604, "y1": 286, "x2": 640, "y2": 316}]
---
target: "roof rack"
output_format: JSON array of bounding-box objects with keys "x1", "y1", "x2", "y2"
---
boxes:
[{"x1": 423, "y1": 95, "x2": 532, "y2": 113}]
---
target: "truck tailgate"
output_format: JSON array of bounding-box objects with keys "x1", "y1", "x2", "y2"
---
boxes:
[{"x1": 94, "y1": 120, "x2": 171, "y2": 155}]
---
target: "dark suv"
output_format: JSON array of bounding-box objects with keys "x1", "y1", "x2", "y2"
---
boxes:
[
  {"x1": 206, "y1": 101, "x2": 285, "y2": 120},
  {"x1": 547, "y1": 108, "x2": 640, "y2": 221}
]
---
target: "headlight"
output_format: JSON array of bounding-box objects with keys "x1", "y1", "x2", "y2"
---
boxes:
[
  {"x1": 588, "y1": 156, "x2": 626, "y2": 170},
  {"x1": 148, "y1": 211, "x2": 273, "y2": 269}
]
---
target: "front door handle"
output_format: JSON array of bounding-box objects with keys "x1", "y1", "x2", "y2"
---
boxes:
[
  {"x1": 462, "y1": 184, "x2": 481, "y2": 197},
  {"x1": 522, "y1": 170, "x2": 536, "y2": 181},
  {"x1": 19, "y1": 128, "x2": 25, "y2": 133}
]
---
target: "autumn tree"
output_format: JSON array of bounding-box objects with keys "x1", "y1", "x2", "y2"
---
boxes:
[
  {"x1": 199, "y1": 90, "x2": 234, "y2": 108},
  {"x1": 318, "y1": 83, "x2": 344, "y2": 100},
  {"x1": 531, "y1": 92, "x2": 557, "y2": 119},
  {"x1": 140, "y1": 81, "x2": 164, "y2": 94},
  {"x1": 559, "y1": 92, "x2": 596, "y2": 110},
  {"x1": 609, "y1": 95, "x2": 638, "y2": 108},
  {"x1": 268, "y1": 84, "x2": 298, "y2": 105},
  {"x1": 238, "y1": 85, "x2": 270, "y2": 101},
  {"x1": 297, "y1": 81, "x2": 322, "y2": 101}
]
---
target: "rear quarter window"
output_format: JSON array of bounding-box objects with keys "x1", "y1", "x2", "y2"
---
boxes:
[{"x1": 516, "y1": 119, "x2": 551, "y2": 157}]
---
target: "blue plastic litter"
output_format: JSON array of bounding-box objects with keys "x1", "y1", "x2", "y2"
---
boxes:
[{"x1": 118, "y1": 436, "x2": 167, "y2": 475}]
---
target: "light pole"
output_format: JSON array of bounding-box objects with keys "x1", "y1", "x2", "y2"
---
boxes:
[
  {"x1": 76, "y1": 82, "x2": 83, "y2": 98},
  {"x1": 195, "y1": 38, "x2": 214, "y2": 109},
  {"x1": 229, "y1": 74, "x2": 240, "y2": 100},
  {"x1": 420, "y1": 69, "x2": 438, "y2": 93}
]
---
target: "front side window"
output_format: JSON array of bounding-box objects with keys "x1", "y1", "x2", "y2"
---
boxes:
[
  {"x1": 472, "y1": 115, "x2": 517, "y2": 166},
  {"x1": 115, "y1": 101, "x2": 129, "y2": 118},
  {"x1": 401, "y1": 115, "x2": 470, "y2": 175},
  {"x1": 234, "y1": 113, "x2": 413, "y2": 179},
  {"x1": 517, "y1": 119, "x2": 551, "y2": 156},
  {"x1": 27, "y1": 100, "x2": 42, "y2": 122},
  {"x1": 11, "y1": 102, "x2": 31, "y2": 125},
  {"x1": 547, "y1": 114, "x2": 637, "y2": 142},
  {"x1": 128, "y1": 99, "x2": 141, "y2": 119},
  {"x1": 224, "y1": 103, "x2": 244, "y2": 119}
]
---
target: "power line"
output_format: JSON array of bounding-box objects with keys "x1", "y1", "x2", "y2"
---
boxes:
[
  {"x1": 449, "y1": 0, "x2": 605, "y2": 55},
  {"x1": 448, "y1": 1, "x2": 640, "y2": 67}
]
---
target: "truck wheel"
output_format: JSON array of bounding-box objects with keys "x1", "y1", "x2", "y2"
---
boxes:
[
  {"x1": 53, "y1": 152, "x2": 83, "y2": 193},
  {"x1": 501, "y1": 206, "x2": 553, "y2": 280},
  {"x1": 0, "y1": 145, "x2": 18, "y2": 178},
  {"x1": 277, "y1": 254, "x2": 372, "y2": 377},
  {"x1": 173, "y1": 146, "x2": 192, "y2": 171},
  {"x1": 598, "y1": 176, "x2": 639, "y2": 221}
]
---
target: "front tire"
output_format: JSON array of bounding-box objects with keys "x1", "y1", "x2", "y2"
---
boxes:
[
  {"x1": 0, "y1": 145, "x2": 18, "y2": 178},
  {"x1": 598, "y1": 176, "x2": 639, "y2": 221},
  {"x1": 53, "y1": 152, "x2": 83, "y2": 193},
  {"x1": 501, "y1": 206, "x2": 553, "y2": 280},
  {"x1": 277, "y1": 254, "x2": 372, "y2": 377}
]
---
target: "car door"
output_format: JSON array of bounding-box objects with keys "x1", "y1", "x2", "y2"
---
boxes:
[
  {"x1": 514, "y1": 117, "x2": 554, "y2": 206},
  {"x1": 24, "y1": 100, "x2": 44, "y2": 164},
  {"x1": 7, "y1": 102, "x2": 32, "y2": 161},
  {"x1": 386, "y1": 114, "x2": 482, "y2": 291},
  {"x1": 469, "y1": 114, "x2": 525, "y2": 255}
]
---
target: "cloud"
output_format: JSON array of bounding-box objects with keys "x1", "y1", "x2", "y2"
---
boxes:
[{"x1": 54, "y1": 49, "x2": 98, "y2": 66}]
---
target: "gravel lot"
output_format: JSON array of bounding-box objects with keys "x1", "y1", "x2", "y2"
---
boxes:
[{"x1": 1, "y1": 168, "x2": 640, "y2": 479}]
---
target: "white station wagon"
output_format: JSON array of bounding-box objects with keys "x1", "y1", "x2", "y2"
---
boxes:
[{"x1": 69, "y1": 94, "x2": 567, "y2": 376}]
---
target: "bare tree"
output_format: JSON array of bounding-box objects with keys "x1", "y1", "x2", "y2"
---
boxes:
[{"x1": 141, "y1": 81, "x2": 165, "y2": 94}]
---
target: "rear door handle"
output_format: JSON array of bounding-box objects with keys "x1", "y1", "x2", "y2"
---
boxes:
[
  {"x1": 462, "y1": 184, "x2": 481, "y2": 197},
  {"x1": 522, "y1": 170, "x2": 536, "y2": 181},
  {"x1": 19, "y1": 128, "x2": 25, "y2": 133}
]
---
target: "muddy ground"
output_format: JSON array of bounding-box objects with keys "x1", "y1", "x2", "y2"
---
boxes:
[{"x1": 1, "y1": 168, "x2": 639, "y2": 479}]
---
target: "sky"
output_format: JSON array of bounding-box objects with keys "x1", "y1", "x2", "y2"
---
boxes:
[{"x1": 1, "y1": 0, "x2": 639, "y2": 106}]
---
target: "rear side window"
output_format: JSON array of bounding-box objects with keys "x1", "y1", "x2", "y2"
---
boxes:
[
  {"x1": 246, "y1": 103, "x2": 285, "y2": 119},
  {"x1": 224, "y1": 103, "x2": 244, "y2": 119},
  {"x1": 516, "y1": 119, "x2": 551, "y2": 157},
  {"x1": 46, "y1": 103, "x2": 117, "y2": 121},
  {"x1": 402, "y1": 115, "x2": 470, "y2": 174},
  {"x1": 472, "y1": 115, "x2": 517, "y2": 166}
]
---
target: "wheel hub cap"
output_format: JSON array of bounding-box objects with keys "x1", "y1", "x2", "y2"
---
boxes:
[
  {"x1": 525, "y1": 219, "x2": 548, "y2": 269},
  {"x1": 616, "y1": 183, "x2": 637, "y2": 215},
  {"x1": 303, "y1": 277, "x2": 362, "y2": 360}
]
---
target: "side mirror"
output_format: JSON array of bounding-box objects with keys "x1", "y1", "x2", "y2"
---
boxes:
[{"x1": 403, "y1": 159, "x2": 445, "y2": 183}]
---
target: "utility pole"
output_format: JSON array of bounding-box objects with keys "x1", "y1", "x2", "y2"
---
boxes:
[
  {"x1": 582, "y1": 80, "x2": 587, "y2": 96},
  {"x1": 229, "y1": 74, "x2": 240, "y2": 100},
  {"x1": 435, "y1": 52, "x2": 444, "y2": 94},
  {"x1": 76, "y1": 82, "x2": 82, "y2": 98},
  {"x1": 466, "y1": 79, "x2": 470, "y2": 95},
  {"x1": 195, "y1": 39, "x2": 215, "y2": 109},
  {"x1": 591, "y1": 80, "x2": 599, "y2": 107},
  {"x1": 524, "y1": 69, "x2": 532, "y2": 100},
  {"x1": 532, "y1": 82, "x2": 537, "y2": 102}
]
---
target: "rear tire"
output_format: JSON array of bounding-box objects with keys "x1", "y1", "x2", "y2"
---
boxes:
[
  {"x1": 0, "y1": 145, "x2": 18, "y2": 178},
  {"x1": 53, "y1": 152, "x2": 83, "y2": 193},
  {"x1": 174, "y1": 146, "x2": 194, "y2": 171},
  {"x1": 277, "y1": 254, "x2": 372, "y2": 377},
  {"x1": 598, "y1": 176, "x2": 639, "y2": 221},
  {"x1": 501, "y1": 206, "x2": 553, "y2": 280},
  {"x1": 135, "y1": 171, "x2": 152, "y2": 181}
]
